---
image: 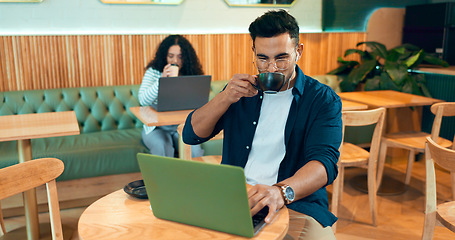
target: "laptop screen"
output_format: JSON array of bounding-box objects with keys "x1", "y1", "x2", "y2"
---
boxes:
[{"x1": 152, "y1": 75, "x2": 211, "y2": 112}]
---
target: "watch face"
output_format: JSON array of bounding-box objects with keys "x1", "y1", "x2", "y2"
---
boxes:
[{"x1": 285, "y1": 186, "x2": 295, "y2": 201}]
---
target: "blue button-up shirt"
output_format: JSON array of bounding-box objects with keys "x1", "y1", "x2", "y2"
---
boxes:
[{"x1": 183, "y1": 66, "x2": 342, "y2": 227}]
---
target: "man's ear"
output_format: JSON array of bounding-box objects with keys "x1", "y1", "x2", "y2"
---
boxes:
[{"x1": 297, "y1": 43, "x2": 303, "y2": 60}]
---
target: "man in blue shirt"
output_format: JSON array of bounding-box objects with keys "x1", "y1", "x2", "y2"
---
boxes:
[{"x1": 183, "y1": 10, "x2": 342, "y2": 239}]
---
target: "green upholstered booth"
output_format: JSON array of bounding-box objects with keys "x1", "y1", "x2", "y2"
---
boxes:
[{"x1": 0, "y1": 85, "x2": 148, "y2": 181}]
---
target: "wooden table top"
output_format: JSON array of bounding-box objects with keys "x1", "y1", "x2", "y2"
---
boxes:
[
  {"x1": 0, "y1": 111, "x2": 80, "y2": 142},
  {"x1": 78, "y1": 189, "x2": 289, "y2": 240},
  {"x1": 341, "y1": 100, "x2": 368, "y2": 111},
  {"x1": 338, "y1": 90, "x2": 443, "y2": 108},
  {"x1": 129, "y1": 106, "x2": 192, "y2": 127}
]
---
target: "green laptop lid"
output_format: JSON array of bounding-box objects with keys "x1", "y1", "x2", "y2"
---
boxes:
[{"x1": 137, "y1": 153, "x2": 255, "y2": 238}]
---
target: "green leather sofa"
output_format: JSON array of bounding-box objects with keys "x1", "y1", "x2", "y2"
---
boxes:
[{"x1": 0, "y1": 85, "x2": 148, "y2": 181}]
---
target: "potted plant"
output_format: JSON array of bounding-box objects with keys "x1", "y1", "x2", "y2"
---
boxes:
[{"x1": 328, "y1": 41, "x2": 449, "y2": 96}]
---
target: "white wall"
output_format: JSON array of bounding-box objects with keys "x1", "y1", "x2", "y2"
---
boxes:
[{"x1": 0, "y1": 0, "x2": 322, "y2": 35}]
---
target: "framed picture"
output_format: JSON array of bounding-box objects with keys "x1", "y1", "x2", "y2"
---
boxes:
[
  {"x1": 224, "y1": 0, "x2": 296, "y2": 7},
  {"x1": 100, "y1": 0, "x2": 183, "y2": 4},
  {"x1": 0, "y1": 0, "x2": 43, "y2": 2}
]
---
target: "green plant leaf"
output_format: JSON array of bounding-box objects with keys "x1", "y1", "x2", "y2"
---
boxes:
[
  {"x1": 364, "y1": 76, "x2": 381, "y2": 91},
  {"x1": 402, "y1": 76, "x2": 423, "y2": 95},
  {"x1": 412, "y1": 72, "x2": 426, "y2": 84},
  {"x1": 327, "y1": 58, "x2": 359, "y2": 75},
  {"x1": 405, "y1": 50, "x2": 423, "y2": 67},
  {"x1": 390, "y1": 46, "x2": 406, "y2": 55},
  {"x1": 327, "y1": 65, "x2": 348, "y2": 75},
  {"x1": 339, "y1": 79, "x2": 357, "y2": 92},
  {"x1": 379, "y1": 72, "x2": 400, "y2": 91},
  {"x1": 357, "y1": 41, "x2": 388, "y2": 59},
  {"x1": 347, "y1": 59, "x2": 377, "y2": 85},
  {"x1": 384, "y1": 61, "x2": 408, "y2": 86},
  {"x1": 344, "y1": 49, "x2": 366, "y2": 58},
  {"x1": 336, "y1": 57, "x2": 359, "y2": 66},
  {"x1": 385, "y1": 49, "x2": 402, "y2": 62},
  {"x1": 417, "y1": 82, "x2": 432, "y2": 97},
  {"x1": 399, "y1": 43, "x2": 421, "y2": 51},
  {"x1": 422, "y1": 54, "x2": 449, "y2": 67}
]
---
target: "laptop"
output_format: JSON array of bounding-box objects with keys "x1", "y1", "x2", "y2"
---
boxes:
[
  {"x1": 151, "y1": 75, "x2": 211, "y2": 112},
  {"x1": 136, "y1": 153, "x2": 268, "y2": 238}
]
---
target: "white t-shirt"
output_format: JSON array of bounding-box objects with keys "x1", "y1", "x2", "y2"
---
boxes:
[{"x1": 244, "y1": 87, "x2": 294, "y2": 186}]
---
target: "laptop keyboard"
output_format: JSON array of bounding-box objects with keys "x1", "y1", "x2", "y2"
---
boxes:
[{"x1": 252, "y1": 206, "x2": 269, "y2": 228}]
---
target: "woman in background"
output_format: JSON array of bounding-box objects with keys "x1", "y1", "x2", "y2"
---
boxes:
[{"x1": 139, "y1": 35, "x2": 204, "y2": 157}]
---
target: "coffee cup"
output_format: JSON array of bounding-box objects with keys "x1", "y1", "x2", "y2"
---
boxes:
[
  {"x1": 255, "y1": 72, "x2": 286, "y2": 93},
  {"x1": 168, "y1": 64, "x2": 179, "y2": 77}
]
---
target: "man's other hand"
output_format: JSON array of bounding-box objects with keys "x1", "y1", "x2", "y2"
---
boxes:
[{"x1": 247, "y1": 184, "x2": 284, "y2": 223}]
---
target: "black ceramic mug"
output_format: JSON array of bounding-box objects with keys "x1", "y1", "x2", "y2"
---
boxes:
[{"x1": 255, "y1": 72, "x2": 286, "y2": 94}]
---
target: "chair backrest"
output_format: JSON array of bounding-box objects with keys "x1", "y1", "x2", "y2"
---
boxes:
[
  {"x1": 430, "y1": 102, "x2": 455, "y2": 142},
  {"x1": 426, "y1": 136, "x2": 455, "y2": 174},
  {"x1": 0, "y1": 158, "x2": 64, "y2": 239},
  {"x1": 341, "y1": 107, "x2": 386, "y2": 163},
  {"x1": 177, "y1": 124, "x2": 223, "y2": 160},
  {"x1": 424, "y1": 136, "x2": 455, "y2": 238}
]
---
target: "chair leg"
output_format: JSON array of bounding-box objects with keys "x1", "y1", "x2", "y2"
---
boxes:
[
  {"x1": 331, "y1": 177, "x2": 339, "y2": 233},
  {"x1": 331, "y1": 165, "x2": 343, "y2": 233},
  {"x1": 47, "y1": 180, "x2": 64, "y2": 240},
  {"x1": 422, "y1": 211, "x2": 437, "y2": 240},
  {"x1": 0, "y1": 202, "x2": 6, "y2": 235},
  {"x1": 368, "y1": 162, "x2": 378, "y2": 227},
  {"x1": 405, "y1": 150, "x2": 416, "y2": 185},
  {"x1": 451, "y1": 171, "x2": 455, "y2": 201},
  {"x1": 339, "y1": 167, "x2": 345, "y2": 202},
  {"x1": 377, "y1": 142, "x2": 388, "y2": 190}
]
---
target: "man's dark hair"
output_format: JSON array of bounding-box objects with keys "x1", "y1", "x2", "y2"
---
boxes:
[
  {"x1": 145, "y1": 35, "x2": 203, "y2": 76},
  {"x1": 248, "y1": 10, "x2": 299, "y2": 46}
]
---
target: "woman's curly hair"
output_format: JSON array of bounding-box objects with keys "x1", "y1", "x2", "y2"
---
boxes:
[{"x1": 145, "y1": 35, "x2": 204, "y2": 76}]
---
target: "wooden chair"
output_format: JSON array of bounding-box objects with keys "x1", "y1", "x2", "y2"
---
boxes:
[
  {"x1": 0, "y1": 158, "x2": 64, "y2": 240},
  {"x1": 378, "y1": 102, "x2": 455, "y2": 186},
  {"x1": 331, "y1": 107, "x2": 386, "y2": 231},
  {"x1": 0, "y1": 202, "x2": 5, "y2": 236},
  {"x1": 422, "y1": 136, "x2": 455, "y2": 240},
  {"x1": 177, "y1": 124, "x2": 223, "y2": 164}
]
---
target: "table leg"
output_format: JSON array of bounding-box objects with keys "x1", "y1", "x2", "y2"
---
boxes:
[{"x1": 18, "y1": 139, "x2": 40, "y2": 240}]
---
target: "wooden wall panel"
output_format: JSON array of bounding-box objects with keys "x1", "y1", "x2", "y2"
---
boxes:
[{"x1": 0, "y1": 33, "x2": 365, "y2": 92}]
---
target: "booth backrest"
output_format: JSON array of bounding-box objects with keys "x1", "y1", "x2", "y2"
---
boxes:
[
  {"x1": 0, "y1": 85, "x2": 142, "y2": 133},
  {"x1": 312, "y1": 75, "x2": 341, "y2": 93}
]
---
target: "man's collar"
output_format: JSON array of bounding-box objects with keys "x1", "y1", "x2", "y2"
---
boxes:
[{"x1": 292, "y1": 65, "x2": 305, "y2": 99}]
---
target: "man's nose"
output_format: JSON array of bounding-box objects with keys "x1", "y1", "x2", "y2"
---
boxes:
[{"x1": 267, "y1": 61, "x2": 278, "y2": 72}]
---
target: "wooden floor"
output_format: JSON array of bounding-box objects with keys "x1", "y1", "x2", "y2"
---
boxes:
[{"x1": 2, "y1": 156, "x2": 454, "y2": 239}]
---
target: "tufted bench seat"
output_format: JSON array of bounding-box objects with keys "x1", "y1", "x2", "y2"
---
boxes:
[{"x1": 0, "y1": 85, "x2": 148, "y2": 181}]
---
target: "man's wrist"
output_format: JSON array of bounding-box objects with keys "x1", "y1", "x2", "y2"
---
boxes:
[{"x1": 273, "y1": 183, "x2": 295, "y2": 205}]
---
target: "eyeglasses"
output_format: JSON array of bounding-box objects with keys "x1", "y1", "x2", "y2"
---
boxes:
[
  {"x1": 253, "y1": 48, "x2": 297, "y2": 72},
  {"x1": 254, "y1": 58, "x2": 291, "y2": 71}
]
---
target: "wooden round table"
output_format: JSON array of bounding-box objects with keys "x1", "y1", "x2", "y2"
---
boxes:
[{"x1": 78, "y1": 189, "x2": 289, "y2": 240}]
